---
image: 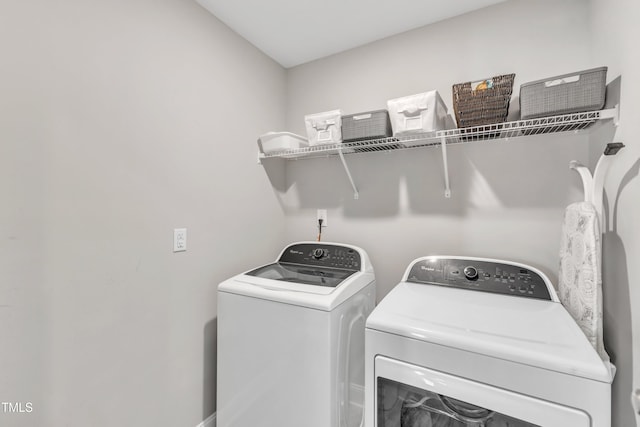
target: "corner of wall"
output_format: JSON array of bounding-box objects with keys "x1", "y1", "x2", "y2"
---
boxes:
[{"x1": 196, "y1": 412, "x2": 216, "y2": 427}]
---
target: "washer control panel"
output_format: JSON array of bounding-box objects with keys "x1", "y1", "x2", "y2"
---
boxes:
[
  {"x1": 406, "y1": 257, "x2": 552, "y2": 300},
  {"x1": 279, "y1": 243, "x2": 361, "y2": 271}
]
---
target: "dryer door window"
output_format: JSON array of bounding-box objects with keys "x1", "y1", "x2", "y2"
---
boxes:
[
  {"x1": 375, "y1": 356, "x2": 590, "y2": 427},
  {"x1": 378, "y1": 377, "x2": 536, "y2": 426}
]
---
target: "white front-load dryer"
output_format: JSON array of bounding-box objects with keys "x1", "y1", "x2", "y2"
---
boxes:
[
  {"x1": 218, "y1": 242, "x2": 376, "y2": 427},
  {"x1": 365, "y1": 256, "x2": 614, "y2": 427}
]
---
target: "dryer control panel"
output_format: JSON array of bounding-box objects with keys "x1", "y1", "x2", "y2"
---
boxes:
[
  {"x1": 278, "y1": 243, "x2": 361, "y2": 271},
  {"x1": 406, "y1": 257, "x2": 552, "y2": 300}
]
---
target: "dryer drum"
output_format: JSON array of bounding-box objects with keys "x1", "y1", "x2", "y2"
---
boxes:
[
  {"x1": 381, "y1": 376, "x2": 539, "y2": 427},
  {"x1": 400, "y1": 403, "x2": 464, "y2": 427},
  {"x1": 400, "y1": 395, "x2": 493, "y2": 427},
  {"x1": 439, "y1": 395, "x2": 493, "y2": 421}
]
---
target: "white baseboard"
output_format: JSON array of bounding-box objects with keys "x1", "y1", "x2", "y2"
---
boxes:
[{"x1": 196, "y1": 412, "x2": 216, "y2": 427}]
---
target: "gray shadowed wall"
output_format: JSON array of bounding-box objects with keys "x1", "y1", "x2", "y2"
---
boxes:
[{"x1": 0, "y1": 0, "x2": 286, "y2": 426}]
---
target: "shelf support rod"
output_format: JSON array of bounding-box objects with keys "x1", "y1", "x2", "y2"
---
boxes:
[
  {"x1": 441, "y1": 136, "x2": 451, "y2": 198},
  {"x1": 337, "y1": 149, "x2": 359, "y2": 200}
]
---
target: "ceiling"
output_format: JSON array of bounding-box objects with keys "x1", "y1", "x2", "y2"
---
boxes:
[{"x1": 195, "y1": 0, "x2": 508, "y2": 68}]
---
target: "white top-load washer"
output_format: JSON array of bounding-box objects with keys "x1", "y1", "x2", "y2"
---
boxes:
[
  {"x1": 365, "y1": 256, "x2": 614, "y2": 427},
  {"x1": 218, "y1": 242, "x2": 376, "y2": 427}
]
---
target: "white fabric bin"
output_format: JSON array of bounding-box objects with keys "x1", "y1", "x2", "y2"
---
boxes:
[
  {"x1": 304, "y1": 109, "x2": 342, "y2": 145},
  {"x1": 387, "y1": 91, "x2": 448, "y2": 135},
  {"x1": 258, "y1": 132, "x2": 308, "y2": 154}
]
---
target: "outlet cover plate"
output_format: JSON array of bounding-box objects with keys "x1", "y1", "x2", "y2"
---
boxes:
[{"x1": 174, "y1": 228, "x2": 187, "y2": 252}]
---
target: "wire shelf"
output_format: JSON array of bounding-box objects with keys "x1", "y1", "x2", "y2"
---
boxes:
[{"x1": 259, "y1": 107, "x2": 617, "y2": 161}]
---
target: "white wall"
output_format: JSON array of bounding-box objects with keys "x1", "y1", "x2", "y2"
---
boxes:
[
  {"x1": 590, "y1": 0, "x2": 640, "y2": 425},
  {"x1": 0, "y1": 0, "x2": 286, "y2": 426},
  {"x1": 283, "y1": 0, "x2": 593, "y2": 295}
]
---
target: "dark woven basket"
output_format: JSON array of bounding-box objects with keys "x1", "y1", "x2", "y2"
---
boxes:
[{"x1": 452, "y1": 74, "x2": 515, "y2": 128}]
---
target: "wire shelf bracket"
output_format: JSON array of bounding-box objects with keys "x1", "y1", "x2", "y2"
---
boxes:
[
  {"x1": 598, "y1": 103, "x2": 619, "y2": 126},
  {"x1": 337, "y1": 148, "x2": 359, "y2": 200},
  {"x1": 441, "y1": 136, "x2": 451, "y2": 198}
]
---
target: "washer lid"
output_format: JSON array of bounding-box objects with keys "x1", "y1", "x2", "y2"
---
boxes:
[
  {"x1": 366, "y1": 281, "x2": 612, "y2": 383},
  {"x1": 245, "y1": 262, "x2": 356, "y2": 288},
  {"x1": 219, "y1": 272, "x2": 374, "y2": 311},
  {"x1": 218, "y1": 241, "x2": 375, "y2": 311}
]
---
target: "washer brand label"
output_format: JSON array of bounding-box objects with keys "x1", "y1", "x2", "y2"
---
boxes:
[
  {"x1": 289, "y1": 250, "x2": 303, "y2": 255},
  {"x1": 421, "y1": 266, "x2": 435, "y2": 271}
]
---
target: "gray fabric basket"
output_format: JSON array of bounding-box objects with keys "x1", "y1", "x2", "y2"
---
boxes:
[
  {"x1": 520, "y1": 67, "x2": 607, "y2": 119},
  {"x1": 342, "y1": 110, "x2": 392, "y2": 142}
]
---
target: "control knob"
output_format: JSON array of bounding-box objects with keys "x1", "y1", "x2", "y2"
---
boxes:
[
  {"x1": 312, "y1": 248, "x2": 325, "y2": 259},
  {"x1": 463, "y1": 266, "x2": 479, "y2": 280}
]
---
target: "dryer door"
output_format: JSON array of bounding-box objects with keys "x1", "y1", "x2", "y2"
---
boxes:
[{"x1": 375, "y1": 356, "x2": 591, "y2": 427}]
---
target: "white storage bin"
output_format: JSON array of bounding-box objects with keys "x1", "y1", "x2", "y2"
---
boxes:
[
  {"x1": 304, "y1": 109, "x2": 342, "y2": 145},
  {"x1": 258, "y1": 132, "x2": 308, "y2": 154},
  {"x1": 387, "y1": 91, "x2": 448, "y2": 135}
]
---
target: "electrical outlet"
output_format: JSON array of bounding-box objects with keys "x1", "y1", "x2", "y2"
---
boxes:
[
  {"x1": 173, "y1": 228, "x2": 187, "y2": 252},
  {"x1": 317, "y1": 209, "x2": 328, "y2": 227}
]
